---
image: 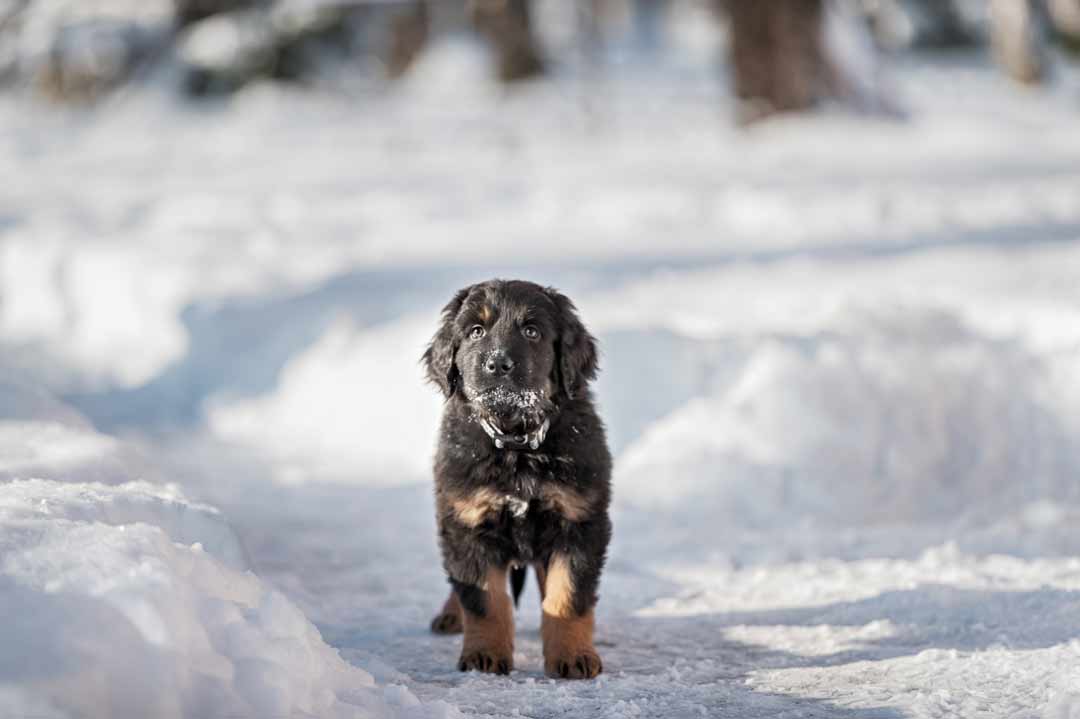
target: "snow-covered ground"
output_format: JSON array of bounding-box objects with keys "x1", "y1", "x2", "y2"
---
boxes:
[{"x1": 3, "y1": 20, "x2": 1080, "y2": 718}]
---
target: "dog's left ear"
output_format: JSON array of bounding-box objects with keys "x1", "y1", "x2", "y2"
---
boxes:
[
  {"x1": 545, "y1": 286, "x2": 598, "y2": 400},
  {"x1": 422, "y1": 286, "x2": 471, "y2": 398}
]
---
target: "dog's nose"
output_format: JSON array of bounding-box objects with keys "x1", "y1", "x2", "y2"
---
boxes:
[{"x1": 484, "y1": 351, "x2": 515, "y2": 376}]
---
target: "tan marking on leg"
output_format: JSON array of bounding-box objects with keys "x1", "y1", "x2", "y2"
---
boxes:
[
  {"x1": 542, "y1": 609, "x2": 601, "y2": 679},
  {"x1": 430, "y1": 588, "x2": 463, "y2": 634},
  {"x1": 459, "y1": 565, "x2": 514, "y2": 674},
  {"x1": 451, "y1": 487, "x2": 502, "y2": 527},
  {"x1": 539, "y1": 485, "x2": 591, "y2": 522},
  {"x1": 541, "y1": 554, "x2": 576, "y2": 618},
  {"x1": 541, "y1": 554, "x2": 602, "y2": 679}
]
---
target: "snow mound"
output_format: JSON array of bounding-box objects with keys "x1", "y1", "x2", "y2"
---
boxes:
[
  {"x1": 1046, "y1": 671, "x2": 1080, "y2": 719},
  {"x1": 0, "y1": 420, "x2": 119, "y2": 475},
  {"x1": 0, "y1": 236, "x2": 191, "y2": 391},
  {"x1": 641, "y1": 542, "x2": 1080, "y2": 616},
  {"x1": 0, "y1": 479, "x2": 247, "y2": 570},
  {"x1": 617, "y1": 302, "x2": 1078, "y2": 527},
  {"x1": 749, "y1": 641, "x2": 1080, "y2": 719},
  {"x1": 0, "y1": 479, "x2": 458, "y2": 719},
  {"x1": 207, "y1": 316, "x2": 443, "y2": 485},
  {"x1": 0, "y1": 371, "x2": 158, "y2": 484}
]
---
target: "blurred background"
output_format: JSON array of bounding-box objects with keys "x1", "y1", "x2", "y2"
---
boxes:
[{"x1": 4, "y1": 0, "x2": 1080, "y2": 713}]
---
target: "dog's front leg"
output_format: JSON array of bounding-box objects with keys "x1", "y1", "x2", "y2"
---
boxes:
[
  {"x1": 453, "y1": 565, "x2": 514, "y2": 674},
  {"x1": 541, "y1": 552, "x2": 603, "y2": 679}
]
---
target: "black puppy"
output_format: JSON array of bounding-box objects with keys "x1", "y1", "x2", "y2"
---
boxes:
[{"x1": 423, "y1": 279, "x2": 612, "y2": 679}]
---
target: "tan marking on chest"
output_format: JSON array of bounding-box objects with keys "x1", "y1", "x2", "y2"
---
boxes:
[
  {"x1": 451, "y1": 487, "x2": 503, "y2": 527},
  {"x1": 539, "y1": 484, "x2": 591, "y2": 522}
]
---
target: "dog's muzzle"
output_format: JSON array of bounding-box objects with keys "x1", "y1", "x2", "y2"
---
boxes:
[{"x1": 479, "y1": 417, "x2": 551, "y2": 451}]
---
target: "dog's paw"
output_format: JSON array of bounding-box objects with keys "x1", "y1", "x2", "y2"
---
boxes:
[
  {"x1": 430, "y1": 611, "x2": 463, "y2": 634},
  {"x1": 457, "y1": 650, "x2": 512, "y2": 675},
  {"x1": 545, "y1": 648, "x2": 602, "y2": 680}
]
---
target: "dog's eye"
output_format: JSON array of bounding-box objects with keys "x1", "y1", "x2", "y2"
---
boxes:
[
  {"x1": 522, "y1": 325, "x2": 540, "y2": 340},
  {"x1": 469, "y1": 325, "x2": 485, "y2": 340}
]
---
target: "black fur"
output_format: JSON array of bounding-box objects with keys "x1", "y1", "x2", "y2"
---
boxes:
[
  {"x1": 450, "y1": 578, "x2": 488, "y2": 618},
  {"x1": 510, "y1": 566, "x2": 527, "y2": 607},
  {"x1": 424, "y1": 279, "x2": 612, "y2": 620}
]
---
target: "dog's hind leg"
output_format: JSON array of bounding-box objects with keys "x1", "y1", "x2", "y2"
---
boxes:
[
  {"x1": 510, "y1": 565, "x2": 527, "y2": 607},
  {"x1": 455, "y1": 565, "x2": 515, "y2": 674},
  {"x1": 540, "y1": 553, "x2": 602, "y2": 679},
  {"x1": 430, "y1": 588, "x2": 464, "y2": 634},
  {"x1": 534, "y1": 562, "x2": 547, "y2": 602}
]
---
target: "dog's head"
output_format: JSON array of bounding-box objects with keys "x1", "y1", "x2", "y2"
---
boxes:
[{"x1": 423, "y1": 279, "x2": 597, "y2": 446}]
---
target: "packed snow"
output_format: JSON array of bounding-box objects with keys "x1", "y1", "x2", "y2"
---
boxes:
[
  {"x1": 0, "y1": 478, "x2": 460, "y2": 718},
  {"x1": 3, "y1": 9, "x2": 1080, "y2": 718}
]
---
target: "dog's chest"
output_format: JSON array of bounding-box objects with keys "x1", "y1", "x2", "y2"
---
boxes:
[
  {"x1": 484, "y1": 474, "x2": 540, "y2": 521},
  {"x1": 504, "y1": 494, "x2": 530, "y2": 520},
  {"x1": 449, "y1": 467, "x2": 590, "y2": 532}
]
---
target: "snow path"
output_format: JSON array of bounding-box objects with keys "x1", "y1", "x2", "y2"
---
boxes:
[{"x1": 162, "y1": 458, "x2": 1080, "y2": 719}]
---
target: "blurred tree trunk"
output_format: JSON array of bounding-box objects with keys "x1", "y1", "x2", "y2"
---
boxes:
[
  {"x1": 989, "y1": 0, "x2": 1048, "y2": 84},
  {"x1": 1048, "y1": 0, "x2": 1080, "y2": 52},
  {"x1": 386, "y1": 0, "x2": 543, "y2": 83},
  {"x1": 720, "y1": 0, "x2": 836, "y2": 124},
  {"x1": 903, "y1": 0, "x2": 981, "y2": 48},
  {"x1": 388, "y1": 1, "x2": 429, "y2": 78},
  {"x1": 174, "y1": 0, "x2": 257, "y2": 25},
  {"x1": 471, "y1": 0, "x2": 544, "y2": 82}
]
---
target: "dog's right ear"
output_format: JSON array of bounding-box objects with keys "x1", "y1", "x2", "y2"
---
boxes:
[
  {"x1": 422, "y1": 286, "x2": 471, "y2": 398},
  {"x1": 544, "y1": 286, "x2": 599, "y2": 401}
]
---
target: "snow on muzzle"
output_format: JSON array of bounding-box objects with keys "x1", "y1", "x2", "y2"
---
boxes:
[{"x1": 472, "y1": 387, "x2": 555, "y2": 450}]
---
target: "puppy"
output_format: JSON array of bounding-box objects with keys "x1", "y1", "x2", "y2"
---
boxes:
[{"x1": 423, "y1": 279, "x2": 612, "y2": 679}]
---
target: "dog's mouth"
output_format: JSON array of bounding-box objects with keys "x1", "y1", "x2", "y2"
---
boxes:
[
  {"x1": 472, "y1": 387, "x2": 554, "y2": 451},
  {"x1": 478, "y1": 416, "x2": 550, "y2": 451}
]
